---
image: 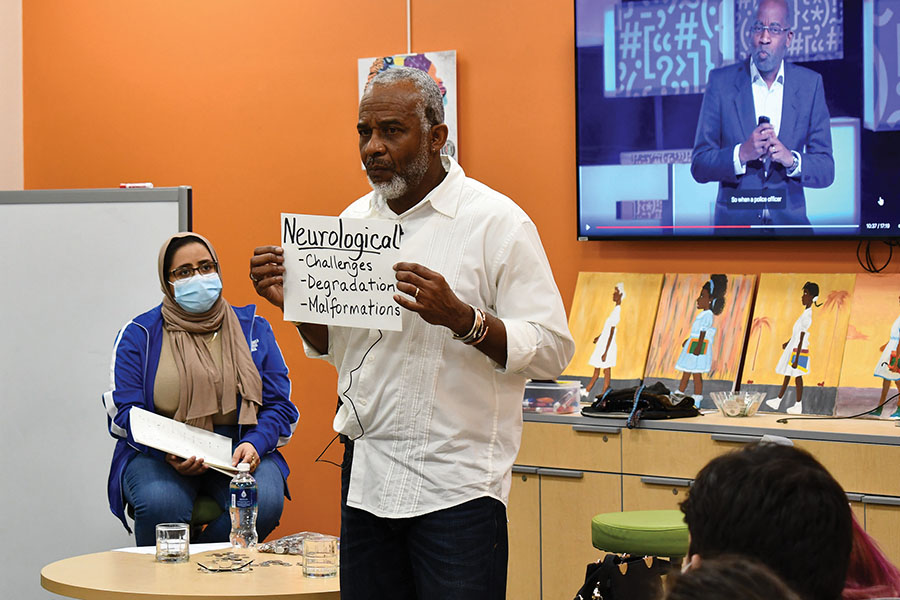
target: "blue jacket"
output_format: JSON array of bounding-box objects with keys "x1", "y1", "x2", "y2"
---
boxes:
[{"x1": 102, "y1": 303, "x2": 299, "y2": 531}]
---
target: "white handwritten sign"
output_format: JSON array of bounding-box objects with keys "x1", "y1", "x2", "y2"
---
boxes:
[{"x1": 281, "y1": 213, "x2": 403, "y2": 330}]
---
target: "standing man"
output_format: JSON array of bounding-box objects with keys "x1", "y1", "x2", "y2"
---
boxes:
[
  {"x1": 691, "y1": 0, "x2": 834, "y2": 230},
  {"x1": 249, "y1": 67, "x2": 574, "y2": 599}
]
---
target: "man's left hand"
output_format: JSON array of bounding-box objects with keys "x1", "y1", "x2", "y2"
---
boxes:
[
  {"x1": 393, "y1": 262, "x2": 473, "y2": 335},
  {"x1": 767, "y1": 136, "x2": 794, "y2": 168}
]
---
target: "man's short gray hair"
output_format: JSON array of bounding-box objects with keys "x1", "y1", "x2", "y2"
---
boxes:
[
  {"x1": 368, "y1": 66, "x2": 445, "y2": 129},
  {"x1": 758, "y1": 0, "x2": 793, "y2": 27}
]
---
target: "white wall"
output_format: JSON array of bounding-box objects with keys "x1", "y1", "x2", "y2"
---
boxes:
[
  {"x1": 0, "y1": 188, "x2": 188, "y2": 600},
  {"x1": 0, "y1": 0, "x2": 23, "y2": 190}
]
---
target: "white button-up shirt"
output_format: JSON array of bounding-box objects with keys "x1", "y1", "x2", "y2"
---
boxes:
[
  {"x1": 303, "y1": 156, "x2": 574, "y2": 518},
  {"x1": 733, "y1": 60, "x2": 801, "y2": 177}
]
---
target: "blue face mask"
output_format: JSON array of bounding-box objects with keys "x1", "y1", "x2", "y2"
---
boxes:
[{"x1": 171, "y1": 273, "x2": 222, "y2": 314}]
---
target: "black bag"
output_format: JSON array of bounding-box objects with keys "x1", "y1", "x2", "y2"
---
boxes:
[
  {"x1": 581, "y1": 382, "x2": 699, "y2": 428},
  {"x1": 574, "y1": 554, "x2": 671, "y2": 600}
]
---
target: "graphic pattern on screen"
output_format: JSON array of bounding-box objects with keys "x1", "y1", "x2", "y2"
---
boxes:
[
  {"x1": 735, "y1": 0, "x2": 843, "y2": 62},
  {"x1": 866, "y1": 0, "x2": 900, "y2": 131},
  {"x1": 612, "y1": 0, "x2": 724, "y2": 97}
]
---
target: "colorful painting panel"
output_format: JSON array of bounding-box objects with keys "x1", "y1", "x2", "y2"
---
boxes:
[
  {"x1": 564, "y1": 273, "x2": 664, "y2": 392},
  {"x1": 644, "y1": 273, "x2": 756, "y2": 401},
  {"x1": 836, "y1": 274, "x2": 900, "y2": 416},
  {"x1": 743, "y1": 273, "x2": 856, "y2": 415}
]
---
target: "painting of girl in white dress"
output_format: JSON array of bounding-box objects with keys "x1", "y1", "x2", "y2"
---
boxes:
[
  {"x1": 564, "y1": 273, "x2": 664, "y2": 398},
  {"x1": 836, "y1": 274, "x2": 900, "y2": 418},
  {"x1": 765, "y1": 282, "x2": 821, "y2": 414},
  {"x1": 871, "y1": 302, "x2": 900, "y2": 417},
  {"x1": 644, "y1": 273, "x2": 755, "y2": 408},
  {"x1": 673, "y1": 274, "x2": 728, "y2": 408},
  {"x1": 582, "y1": 283, "x2": 624, "y2": 401},
  {"x1": 746, "y1": 273, "x2": 855, "y2": 416}
]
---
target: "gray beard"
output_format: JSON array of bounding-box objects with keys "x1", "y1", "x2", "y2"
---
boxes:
[
  {"x1": 367, "y1": 173, "x2": 410, "y2": 201},
  {"x1": 752, "y1": 52, "x2": 778, "y2": 75},
  {"x1": 367, "y1": 142, "x2": 431, "y2": 201}
]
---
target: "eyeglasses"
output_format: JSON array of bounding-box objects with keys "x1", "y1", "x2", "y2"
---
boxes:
[
  {"x1": 169, "y1": 261, "x2": 218, "y2": 280},
  {"x1": 751, "y1": 23, "x2": 790, "y2": 36}
]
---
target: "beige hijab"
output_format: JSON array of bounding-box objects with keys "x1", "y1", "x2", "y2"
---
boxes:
[{"x1": 158, "y1": 233, "x2": 261, "y2": 431}]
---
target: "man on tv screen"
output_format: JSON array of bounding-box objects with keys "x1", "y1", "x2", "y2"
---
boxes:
[{"x1": 691, "y1": 0, "x2": 834, "y2": 230}]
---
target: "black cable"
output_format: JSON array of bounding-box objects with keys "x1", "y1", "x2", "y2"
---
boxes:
[
  {"x1": 776, "y1": 390, "x2": 899, "y2": 424},
  {"x1": 856, "y1": 239, "x2": 897, "y2": 273},
  {"x1": 314, "y1": 330, "x2": 384, "y2": 467},
  {"x1": 313, "y1": 433, "x2": 342, "y2": 468}
]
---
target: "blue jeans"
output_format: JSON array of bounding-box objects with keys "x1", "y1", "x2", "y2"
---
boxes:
[
  {"x1": 123, "y1": 435, "x2": 285, "y2": 546},
  {"x1": 339, "y1": 439, "x2": 508, "y2": 600}
]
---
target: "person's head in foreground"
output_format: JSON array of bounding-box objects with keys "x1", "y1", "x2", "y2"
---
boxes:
[
  {"x1": 680, "y1": 442, "x2": 852, "y2": 600},
  {"x1": 666, "y1": 555, "x2": 801, "y2": 600}
]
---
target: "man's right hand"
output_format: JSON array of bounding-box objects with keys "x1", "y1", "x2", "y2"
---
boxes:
[
  {"x1": 738, "y1": 122, "x2": 775, "y2": 164},
  {"x1": 250, "y1": 246, "x2": 286, "y2": 310}
]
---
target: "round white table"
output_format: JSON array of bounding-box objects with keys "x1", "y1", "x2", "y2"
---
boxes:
[{"x1": 41, "y1": 549, "x2": 339, "y2": 600}]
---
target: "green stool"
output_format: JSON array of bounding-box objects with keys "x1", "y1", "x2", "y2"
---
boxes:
[
  {"x1": 190, "y1": 495, "x2": 225, "y2": 528},
  {"x1": 591, "y1": 510, "x2": 689, "y2": 558}
]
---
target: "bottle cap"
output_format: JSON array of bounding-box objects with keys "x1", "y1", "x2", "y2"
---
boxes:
[{"x1": 237, "y1": 462, "x2": 250, "y2": 472}]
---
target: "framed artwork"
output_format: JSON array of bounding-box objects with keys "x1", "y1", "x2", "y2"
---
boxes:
[
  {"x1": 743, "y1": 273, "x2": 856, "y2": 415},
  {"x1": 836, "y1": 274, "x2": 900, "y2": 417},
  {"x1": 564, "y1": 272, "x2": 663, "y2": 400},
  {"x1": 644, "y1": 273, "x2": 756, "y2": 408}
]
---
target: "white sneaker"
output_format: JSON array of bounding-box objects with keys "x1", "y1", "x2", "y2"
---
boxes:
[
  {"x1": 786, "y1": 401, "x2": 803, "y2": 415},
  {"x1": 580, "y1": 387, "x2": 589, "y2": 398},
  {"x1": 764, "y1": 396, "x2": 783, "y2": 410}
]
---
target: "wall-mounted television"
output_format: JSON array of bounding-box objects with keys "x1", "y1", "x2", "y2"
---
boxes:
[{"x1": 576, "y1": 0, "x2": 900, "y2": 239}]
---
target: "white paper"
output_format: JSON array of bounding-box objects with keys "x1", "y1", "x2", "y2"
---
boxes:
[
  {"x1": 281, "y1": 213, "x2": 403, "y2": 331},
  {"x1": 112, "y1": 542, "x2": 232, "y2": 554},
  {"x1": 129, "y1": 407, "x2": 237, "y2": 473}
]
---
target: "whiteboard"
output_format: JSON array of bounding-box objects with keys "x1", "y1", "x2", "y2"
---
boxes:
[{"x1": 0, "y1": 187, "x2": 190, "y2": 599}]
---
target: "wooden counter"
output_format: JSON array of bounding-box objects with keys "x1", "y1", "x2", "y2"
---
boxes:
[{"x1": 509, "y1": 410, "x2": 900, "y2": 600}]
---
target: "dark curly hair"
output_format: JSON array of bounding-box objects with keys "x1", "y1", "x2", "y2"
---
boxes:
[
  {"x1": 680, "y1": 443, "x2": 852, "y2": 600},
  {"x1": 703, "y1": 274, "x2": 728, "y2": 316},
  {"x1": 665, "y1": 555, "x2": 801, "y2": 600}
]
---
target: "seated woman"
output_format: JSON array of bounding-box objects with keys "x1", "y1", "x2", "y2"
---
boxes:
[{"x1": 102, "y1": 233, "x2": 299, "y2": 546}]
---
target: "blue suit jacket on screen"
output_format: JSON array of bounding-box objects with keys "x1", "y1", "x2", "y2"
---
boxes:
[{"x1": 690, "y1": 59, "x2": 834, "y2": 229}]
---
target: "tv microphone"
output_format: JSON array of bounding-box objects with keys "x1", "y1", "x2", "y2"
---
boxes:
[{"x1": 759, "y1": 115, "x2": 771, "y2": 178}]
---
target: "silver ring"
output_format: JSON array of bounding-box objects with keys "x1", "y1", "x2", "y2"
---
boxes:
[
  {"x1": 249, "y1": 273, "x2": 258, "y2": 283},
  {"x1": 414, "y1": 287, "x2": 420, "y2": 299}
]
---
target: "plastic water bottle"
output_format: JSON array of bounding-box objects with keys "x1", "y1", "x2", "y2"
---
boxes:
[{"x1": 229, "y1": 462, "x2": 258, "y2": 548}]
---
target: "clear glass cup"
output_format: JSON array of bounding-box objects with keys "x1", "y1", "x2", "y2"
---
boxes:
[
  {"x1": 155, "y1": 522, "x2": 190, "y2": 563},
  {"x1": 302, "y1": 535, "x2": 338, "y2": 578}
]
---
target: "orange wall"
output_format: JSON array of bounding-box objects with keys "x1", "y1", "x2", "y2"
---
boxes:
[{"x1": 23, "y1": 1, "x2": 879, "y2": 538}]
